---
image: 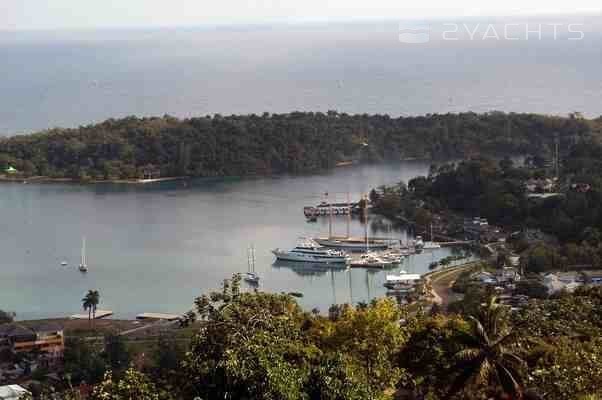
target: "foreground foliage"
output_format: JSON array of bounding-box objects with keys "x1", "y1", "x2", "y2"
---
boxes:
[
  {"x1": 182, "y1": 275, "x2": 406, "y2": 400},
  {"x1": 11, "y1": 282, "x2": 602, "y2": 400}
]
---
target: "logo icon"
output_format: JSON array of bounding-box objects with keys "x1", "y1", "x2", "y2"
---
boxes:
[{"x1": 398, "y1": 23, "x2": 431, "y2": 44}]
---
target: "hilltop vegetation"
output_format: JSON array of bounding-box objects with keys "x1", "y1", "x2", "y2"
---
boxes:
[
  {"x1": 370, "y1": 137, "x2": 602, "y2": 273},
  {"x1": 0, "y1": 111, "x2": 598, "y2": 181},
  {"x1": 20, "y1": 275, "x2": 602, "y2": 400}
]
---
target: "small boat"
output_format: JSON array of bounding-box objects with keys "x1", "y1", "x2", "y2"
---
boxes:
[
  {"x1": 304, "y1": 206, "x2": 318, "y2": 218},
  {"x1": 244, "y1": 246, "x2": 260, "y2": 284},
  {"x1": 273, "y1": 238, "x2": 351, "y2": 264},
  {"x1": 78, "y1": 236, "x2": 88, "y2": 273},
  {"x1": 381, "y1": 250, "x2": 405, "y2": 264},
  {"x1": 244, "y1": 272, "x2": 260, "y2": 284},
  {"x1": 351, "y1": 252, "x2": 395, "y2": 269},
  {"x1": 422, "y1": 224, "x2": 441, "y2": 250},
  {"x1": 384, "y1": 271, "x2": 421, "y2": 290},
  {"x1": 60, "y1": 261, "x2": 68, "y2": 266}
]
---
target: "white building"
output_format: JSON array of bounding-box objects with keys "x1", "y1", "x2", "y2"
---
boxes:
[
  {"x1": 471, "y1": 271, "x2": 496, "y2": 284},
  {"x1": 0, "y1": 385, "x2": 30, "y2": 400},
  {"x1": 543, "y1": 273, "x2": 581, "y2": 294}
]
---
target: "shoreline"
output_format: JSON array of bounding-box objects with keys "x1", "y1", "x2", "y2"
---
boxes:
[
  {"x1": 0, "y1": 175, "x2": 188, "y2": 185},
  {"x1": 422, "y1": 261, "x2": 478, "y2": 308}
]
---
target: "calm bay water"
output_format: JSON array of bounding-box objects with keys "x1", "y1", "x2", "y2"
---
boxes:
[
  {"x1": 0, "y1": 162, "x2": 460, "y2": 320},
  {"x1": 2, "y1": 17, "x2": 599, "y2": 318}
]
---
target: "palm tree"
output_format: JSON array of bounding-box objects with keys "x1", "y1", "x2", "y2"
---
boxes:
[
  {"x1": 82, "y1": 290, "x2": 100, "y2": 328},
  {"x1": 445, "y1": 297, "x2": 525, "y2": 399}
]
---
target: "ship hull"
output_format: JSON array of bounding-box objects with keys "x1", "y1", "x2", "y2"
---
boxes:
[{"x1": 314, "y1": 238, "x2": 389, "y2": 251}]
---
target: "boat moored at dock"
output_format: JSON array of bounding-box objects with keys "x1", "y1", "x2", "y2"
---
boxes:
[
  {"x1": 420, "y1": 224, "x2": 441, "y2": 250},
  {"x1": 314, "y1": 236, "x2": 389, "y2": 251},
  {"x1": 384, "y1": 271, "x2": 422, "y2": 290},
  {"x1": 350, "y1": 252, "x2": 396, "y2": 269},
  {"x1": 422, "y1": 241, "x2": 441, "y2": 250},
  {"x1": 272, "y1": 238, "x2": 351, "y2": 264}
]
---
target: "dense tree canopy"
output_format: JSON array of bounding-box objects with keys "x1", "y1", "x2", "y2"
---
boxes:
[
  {"x1": 0, "y1": 111, "x2": 596, "y2": 180},
  {"x1": 181, "y1": 274, "x2": 407, "y2": 400},
  {"x1": 0, "y1": 309, "x2": 15, "y2": 324}
]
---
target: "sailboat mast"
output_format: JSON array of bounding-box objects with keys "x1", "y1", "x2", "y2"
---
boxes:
[
  {"x1": 346, "y1": 192, "x2": 351, "y2": 238},
  {"x1": 247, "y1": 246, "x2": 256, "y2": 273},
  {"x1": 327, "y1": 192, "x2": 333, "y2": 239},
  {"x1": 364, "y1": 194, "x2": 369, "y2": 252},
  {"x1": 82, "y1": 236, "x2": 86, "y2": 266}
]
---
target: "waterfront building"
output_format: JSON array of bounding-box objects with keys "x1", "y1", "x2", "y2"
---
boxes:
[
  {"x1": 0, "y1": 384, "x2": 30, "y2": 400},
  {"x1": 0, "y1": 322, "x2": 64, "y2": 360}
]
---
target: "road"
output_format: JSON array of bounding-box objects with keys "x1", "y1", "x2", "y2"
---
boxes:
[{"x1": 424, "y1": 262, "x2": 477, "y2": 309}]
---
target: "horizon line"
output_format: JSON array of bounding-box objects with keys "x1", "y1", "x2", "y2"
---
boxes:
[{"x1": 1, "y1": 11, "x2": 601, "y2": 34}]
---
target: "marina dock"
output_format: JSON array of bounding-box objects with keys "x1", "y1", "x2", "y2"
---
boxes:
[
  {"x1": 136, "y1": 313, "x2": 181, "y2": 321},
  {"x1": 70, "y1": 309, "x2": 113, "y2": 320}
]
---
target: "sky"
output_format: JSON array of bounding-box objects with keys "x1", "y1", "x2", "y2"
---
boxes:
[{"x1": 1, "y1": 0, "x2": 602, "y2": 31}]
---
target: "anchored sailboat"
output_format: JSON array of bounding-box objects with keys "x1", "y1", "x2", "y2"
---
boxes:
[
  {"x1": 78, "y1": 237, "x2": 88, "y2": 273},
  {"x1": 244, "y1": 245, "x2": 259, "y2": 284}
]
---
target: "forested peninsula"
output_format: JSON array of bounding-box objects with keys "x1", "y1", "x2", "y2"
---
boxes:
[{"x1": 0, "y1": 111, "x2": 599, "y2": 182}]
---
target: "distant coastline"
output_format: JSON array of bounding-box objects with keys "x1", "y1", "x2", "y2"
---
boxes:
[{"x1": 0, "y1": 174, "x2": 187, "y2": 185}]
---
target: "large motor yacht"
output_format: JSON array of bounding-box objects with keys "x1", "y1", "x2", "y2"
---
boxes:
[{"x1": 272, "y1": 238, "x2": 351, "y2": 264}]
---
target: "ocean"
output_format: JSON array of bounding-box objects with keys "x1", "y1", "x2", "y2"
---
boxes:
[{"x1": 1, "y1": 16, "x2": 601, "y2": 136}]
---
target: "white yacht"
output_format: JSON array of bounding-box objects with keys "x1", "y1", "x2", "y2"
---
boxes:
[
  {"x1": 422, "y1": 241, "x2": 441, "y2": 250},
  {"x1": 384, "y1": 271, "x2": 421, "y2": 290},
  {"x1": 272, "y1": 238, "x2": 351, "y2": 264},
  {"x1": 381, "y1": 249, "x2": 406, "y2": 264},
  {"x1": 351, "y1": 252, "x2": 395, "y2": 269}
]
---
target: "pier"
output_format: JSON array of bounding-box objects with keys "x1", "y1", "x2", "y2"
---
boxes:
[
  {"x1": 136, "y1": 313, "x2": 181, "y2": 321},
  {"x1": 70, "y1": 309, "x2": 113, "y2": 320}
]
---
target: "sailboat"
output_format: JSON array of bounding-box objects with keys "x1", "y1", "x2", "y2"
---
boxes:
[
  {"x1": 350, "y1": 195, "x2": 394, "y2": 269},
  {"x1": 313, "y1": 192, "x2": 388, "y2": 251},
  {"x1": 422, "y1": 224, "x2": 441, "y2": 250},
  {"x1": 78, "y1": 237, "x2": 88, "y2": 272},
  {"x1": 244, "y1": 245, "x2": 259, "y2": 284}
]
